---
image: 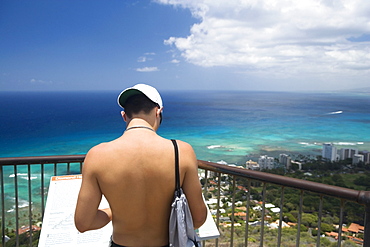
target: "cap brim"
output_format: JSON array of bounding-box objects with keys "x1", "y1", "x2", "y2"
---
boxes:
[{"x1": 117, "y1": 88, "x2": 144, "y2": 108}]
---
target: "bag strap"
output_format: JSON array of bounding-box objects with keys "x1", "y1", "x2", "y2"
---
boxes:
[{"x1": 171, "y1": 139, "x2": 181, "y2": 195}]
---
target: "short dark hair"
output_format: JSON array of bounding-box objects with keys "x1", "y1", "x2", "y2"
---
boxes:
[{"x1": 124, "y1": 94, "x2": 158, "y2": 118}]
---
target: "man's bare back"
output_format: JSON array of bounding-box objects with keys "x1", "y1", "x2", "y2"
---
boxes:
[
  {"x1": 75, "y1": 84, "x2": 207, "y2": 247},
  {"x1": 93, "y1": 131, "x2": 194, "y2": 245}
]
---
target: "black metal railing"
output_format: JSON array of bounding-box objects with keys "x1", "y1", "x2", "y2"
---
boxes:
[
  {"x1": 0, "y1": 155, "x2": 84, "y2": 247},
  {"x1": 1, "y1": 156, "x2": 369, "y2": 247},
  {"x1": 199, "y1": 160, "x2": 370, "y2": 247}
]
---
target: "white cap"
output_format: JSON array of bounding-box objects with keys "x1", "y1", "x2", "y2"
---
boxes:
[{"x1": 117, "y1": 84, "x2": 163, "y2": 109}]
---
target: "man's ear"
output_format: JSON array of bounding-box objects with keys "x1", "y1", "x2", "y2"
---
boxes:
[
  {"x1": 157, "y1": 107, "x2": 163, "y2": 125},
  {"x1": 156, "y1": 107, "x2": 163, "y2": 116},
  {"x1": 121, "y1": 111, "x2": 128, "y2": 122}
]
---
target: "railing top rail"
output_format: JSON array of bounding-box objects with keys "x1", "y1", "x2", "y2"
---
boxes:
[
  {"x1": 0, "y1": 155, "x2": 86, "y2": 165},
  {"x1": 198, "y1": 160, "x2": 370, "y2": 206},
  {"x1": 1, "y1": 155, "x2": 369, "y2": 206}
]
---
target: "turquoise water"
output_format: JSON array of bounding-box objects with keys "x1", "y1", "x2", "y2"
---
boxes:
[{"x1": 1, "y1": 90, "x2": 370, "y2": 221}]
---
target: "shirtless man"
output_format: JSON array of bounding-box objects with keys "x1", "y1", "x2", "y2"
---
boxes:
[{"x1": 74, "y1": 84, "x2": 207, "y2": 247}]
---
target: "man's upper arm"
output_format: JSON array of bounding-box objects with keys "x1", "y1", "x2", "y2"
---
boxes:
[
  {"x1": 180, "y1": 141, "x2": 207, "y2": 229},
  {"x1": 74, "y1": 147, "x2": 103, "y2": 232}
]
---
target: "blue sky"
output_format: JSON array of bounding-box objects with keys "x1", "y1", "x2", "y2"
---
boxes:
[{"x1": 1, "y1": 0, "x2": 370, "y2": 92}]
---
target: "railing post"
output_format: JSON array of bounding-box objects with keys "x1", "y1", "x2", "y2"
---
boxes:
[
  {"x1": 203, "y1": 169, "x2": 208, "y2": 195},
  {"x1": 1, "y1": 165, "x2": 5, "y2": 247},
  {"x1": 296, "y1": 190, "x2": 303, "y2": 247},
  {"x1": 245, "y1": 179, "x2": 251, "y2": 246},
  {"x1": 277, "y1": 187, "x2": 284, "y2": 247},
  {"x1": 27, "y1": 164, "x2": 33, "y2": 246},
  {"x1": 260, "y1": 183, "x2": 266, "y2": 247},
  {"x1": 14, "y1": 165, "x2": 19, "y2": 247},
  {"x1": 202, "y1": 170, "x2": 208, "y2": 247},
  {"x1": 230, "y1": 176, "x2": 236, "y2": 247},
  {"x1": 41, "y1": 164, "x2": 45, "y2": 219},
  {"x1": 337, "y1": 200, "x2": 345, "y2": 247},
  {"x1": 364, "y1": 204, "x2": 370, "y2": 247},
  {"x1": 215, "y1": 172, "x2": 222, "y2": 247},
  {"x1": 54, "y1": 163, "x2": 57, "y2": 176},
  {"x1": 316, "y1": 195, "x2": 323, "y2": 247}
]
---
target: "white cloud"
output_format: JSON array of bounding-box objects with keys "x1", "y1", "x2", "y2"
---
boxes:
[
  {"x1": 159, "y1": 0, "x2": 370, "y2": 81},
  {"x1": 136, "y1": 67, "x2": 159, "y2": 72},
  {"x1": 137, "y1": 56, "x2": 147, "y2": 62},
  {"x1": 171, "y1": 59, "x2": 180, "y2": 64},
  {"x1": 137, "y1": 52, "x2": 156, "y2": 63},
  {"x1": 30, "y1": 78, "x2": 53, "y2": 84}
]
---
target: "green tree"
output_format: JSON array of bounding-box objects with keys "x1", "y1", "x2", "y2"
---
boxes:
[
  {"x1": 284, "y1": 212, "x2": 297, "y2": 223},
  {"x1": 332, "y1": 174, "x2": 346, "y2": 187},
  {"x1": 353, "y1": 173, "x2": 370, "y2": 189},
  {"x1": 320, "y1": 223, "x2": 335, "y2": 234},
  {"x1": 301, "y1": 213, "x2": 318, "y2": 228}
]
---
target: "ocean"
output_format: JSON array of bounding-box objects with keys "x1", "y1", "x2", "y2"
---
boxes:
[
  {"x1": 1, "y1": 90, "x2": 370, "y2": 223},
  {"x1": 1, "y1": 90, "x2": 370, "y2": 163}
]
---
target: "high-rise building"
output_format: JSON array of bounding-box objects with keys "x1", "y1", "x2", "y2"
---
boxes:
[
  {"x1": 353, "y1": 154, "x2": 364, "y2": 165},
  {"x1": 258, "y1": 155, "x2": 275, "y2": 170},
  {"x1": 339, "y1": 148, "x2": 358, "y2": 160},
  {"x1": 364, "y1": 152, "x2": 370, "y2": 165},
  {"x1": 322, "y1": 143, "x2": 338, "y2": 162},
  {"x1": 279, "y1": 154, "x2": 291, "y2": 169}
]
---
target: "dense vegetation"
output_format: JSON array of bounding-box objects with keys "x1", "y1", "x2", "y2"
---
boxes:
[
  {"x1": 202, "y1": 155, "x2": 369, "y2": 245},
  {"x1": 267, "y1": 156, "x2": 370, "y2": 225}
]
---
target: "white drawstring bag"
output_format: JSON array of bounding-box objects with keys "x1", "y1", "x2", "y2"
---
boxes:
[{"x1": 169, "y1": 140, "x2": 201, "y2": 247}]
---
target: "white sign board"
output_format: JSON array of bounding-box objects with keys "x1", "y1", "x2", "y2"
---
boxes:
[
  {"x1": 38, "y1": 175, "x2": 219, "y2": 247},
  {"x1": 197, "y1": 194, "x2": 220, "y2": 240},
  {"x1": 38, "y1": 175, "x2": 112, "y2": 247}
]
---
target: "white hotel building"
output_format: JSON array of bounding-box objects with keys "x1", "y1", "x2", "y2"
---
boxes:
[
  {"x1": 322, "y1": 143, "x2": 338, "y2": 162},
  {"x1": 258, "y1": 155, "x2": 275, "y2": 170}
]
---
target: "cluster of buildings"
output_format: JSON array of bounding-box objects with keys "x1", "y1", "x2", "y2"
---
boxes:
[
  {"x1": 326, "y1": 223, "x2": 364, "y2": 244},
  {"x1": 245, "y1": 154, "x2": 294, "y2": 170},
  {"x1": 322, "y1": 143, "x2": 370, "y2": 164},
  {"x1": 205, "y1": 191, "x2": 365, "y2": 245},
  {"x1": 243, "y1": 143, "x2": 369, "y2": 171}
]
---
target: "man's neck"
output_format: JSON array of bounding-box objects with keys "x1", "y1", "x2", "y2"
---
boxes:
[
  {"x1": 125, "y1": 126, "x2": 155, "y2": 132},
  {"x1": 126, "y1": 118, "x2": 156, "y2": 131}
]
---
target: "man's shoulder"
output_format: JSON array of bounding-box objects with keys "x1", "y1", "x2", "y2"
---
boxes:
[
  {"x1": 154, "y1": 136, "x2": 194, "y2": 151},
  {"x1": 86, "y1": 140, "x2": 119, "y2": 159},
  {"x1": 174, "y1": 139, "x2": 194, "y2": 151},
  {"x1": 171, "y1": 139, "x2": 197, "y2": 165},
  {"x1": 90, "y1": 141, "x2": 112, "y2": 152}
]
